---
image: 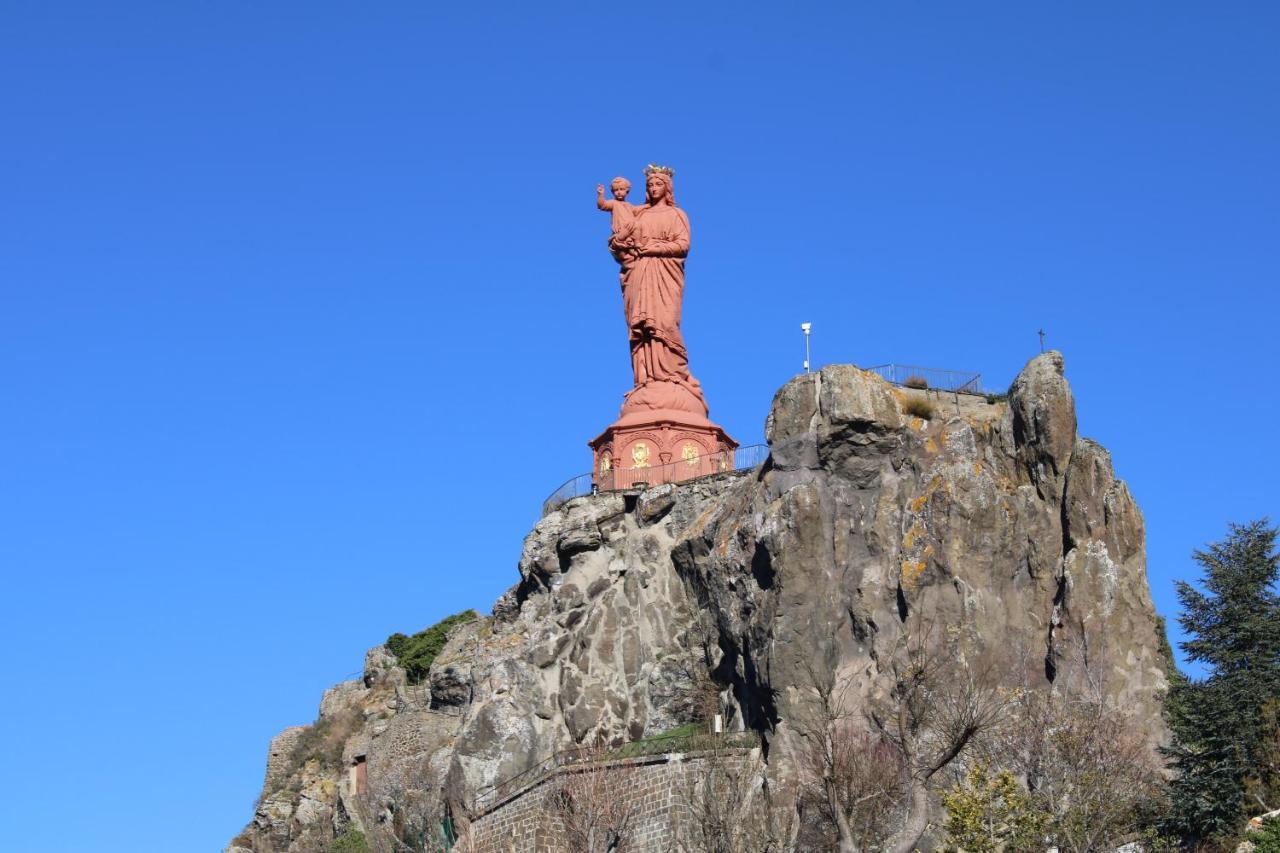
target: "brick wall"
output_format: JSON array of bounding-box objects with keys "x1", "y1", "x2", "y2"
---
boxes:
[{"x1": 466, "y1": 750, "x2": 753, "y2": 852}]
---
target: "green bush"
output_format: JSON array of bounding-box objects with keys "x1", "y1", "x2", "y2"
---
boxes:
[
  {"x1": 1254, "y1": 816, "x2": 1280, "y2": 853},
  {"x1": 328, "y1": 828, "x2": 369, "y2": 853},
  {"x1": 386, "y1": 609, "x2": 479, "y2": 685},
  {"x1": 942, "y1": 762, "x2": 1045, "y2": 853}
]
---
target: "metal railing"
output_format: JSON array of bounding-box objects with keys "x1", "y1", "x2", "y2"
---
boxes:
[
  {"x1": 865, "y1": 364, "x2": 984, "y2": 395},
  {"x1": 472, "y1": 729, "x2": 761, "y2": 815},
  {"x1": 542, "y1": 443, "x2": 769, "y2": 515}
]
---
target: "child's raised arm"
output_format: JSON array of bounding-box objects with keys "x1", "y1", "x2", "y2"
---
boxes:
[{"x1": 596, "y1": 184, "x2": 614, "y2": 211}]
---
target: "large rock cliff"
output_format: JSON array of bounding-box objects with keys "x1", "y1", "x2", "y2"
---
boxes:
[{"x1": 229, "y1": 353, "x2": 1169, "y2": 852}]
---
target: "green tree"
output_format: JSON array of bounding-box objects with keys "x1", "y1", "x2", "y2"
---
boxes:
[{"x1": 1162, "y1": 519, "x2": 1280, "y2": 842}]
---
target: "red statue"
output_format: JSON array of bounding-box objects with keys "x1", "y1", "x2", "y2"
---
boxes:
[{"x1": 589, "y1": 166, "x2": 735, "y2": 487}]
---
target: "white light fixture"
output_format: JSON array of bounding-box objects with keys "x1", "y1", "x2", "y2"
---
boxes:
[{"x1": 801, "y1": 322, "x2": 812, "y2": 373}]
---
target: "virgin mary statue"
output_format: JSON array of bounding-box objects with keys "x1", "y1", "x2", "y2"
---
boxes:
[{"x1": 608, "y1": 165, "x2": 709, "y2": 417}]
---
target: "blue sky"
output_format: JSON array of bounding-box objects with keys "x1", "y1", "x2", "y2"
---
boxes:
[{"x1": 2, "y1": 3, "x2": 1277, "y2": 850}]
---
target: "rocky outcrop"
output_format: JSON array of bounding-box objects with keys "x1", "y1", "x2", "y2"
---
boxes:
[
  {"x1": 229, "y1": 352, "x2": 1170, "y2": 852},
  {"x1": 674, "y1": 354, "x2": 1167, "y2": 764}
]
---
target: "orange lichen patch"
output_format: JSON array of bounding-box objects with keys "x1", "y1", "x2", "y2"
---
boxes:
[
  {"x1": 911, "y1": 417, "x2": 925, "y2": 431},
  {"x1": 925, "y1": 436, "x2": 938, "y2": 453},
  {"x1": 909, "y1": 494, "x2": 928, "y2": 513},
  {"x1": 973, "y1": 461, "x2": 982, "y2": 476},
  {"x1": 902, "y1": 519, "x2": 926, "y2": 550},
  {"x1": 901, "y1": 560, "x2": 925, "y2": 590}
]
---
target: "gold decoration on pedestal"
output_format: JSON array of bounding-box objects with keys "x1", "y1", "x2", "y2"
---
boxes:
[{"x1": 682, "y1": 443, "x2": 700, "y2": 467}]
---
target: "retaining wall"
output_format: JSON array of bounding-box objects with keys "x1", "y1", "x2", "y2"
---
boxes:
[{"x1": 465, "y1": 749, "x2": 753, "y2": 852}]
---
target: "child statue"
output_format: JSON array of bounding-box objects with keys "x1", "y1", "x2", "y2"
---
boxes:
[{"x1": 596, "y1": 177, "x2": 638, "y2": 267}]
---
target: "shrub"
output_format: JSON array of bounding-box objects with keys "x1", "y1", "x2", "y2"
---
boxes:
[
  {"x1": 902, "y1": 396, "x2": 936, "y2": 419},
  {"x1": 328, "y1": 828, "x2": 369, "y2": 853},
  {"x1": 942, "y1": 762, "x2": 1045, "y2": 853},
  {"x1": 1254, "y1": 815, "x2": 1280, "y2": 853},
  {"x1": 284, "y1": 706, "x2": 363, "y2": 779},
  {"x1": 386, "y1": 609, "x2": 479, "y2": 685},
  {"x1": 904, "y1": 375, "x2": 928, "y2": 389}
]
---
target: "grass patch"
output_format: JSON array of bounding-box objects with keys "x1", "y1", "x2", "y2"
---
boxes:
[
  {"x1": 607, "y1": 724, "x2": 757, "y2": 759},
  {"x1": 902, "y1": 395, "x2": 936, "y2": 419},
  {"x1": 386, "y1": 609, "x2": 479, "y2": 685},
  {"x1": 904, "y1": 375, "x2": 928, "y2": 390}
]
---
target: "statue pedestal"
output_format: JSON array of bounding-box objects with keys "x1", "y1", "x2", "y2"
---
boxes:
[{"x1": 589, "y1": 408, "x2": 738, "y2": 491}]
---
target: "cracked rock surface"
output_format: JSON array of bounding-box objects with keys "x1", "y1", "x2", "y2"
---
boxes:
[{"x1": 229, "y1": 352, "x2": 1169, "y2": 852}]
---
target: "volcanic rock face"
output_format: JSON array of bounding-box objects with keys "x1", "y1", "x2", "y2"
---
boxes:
[
  {"x1": 673, "y1": 354, "x2": 1167, "y2": 753},
  {"x1": 229, "y1": 353, "x2": 1169, "y2": 852}
]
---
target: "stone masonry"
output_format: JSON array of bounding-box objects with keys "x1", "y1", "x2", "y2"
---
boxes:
[{"x1": 466, "y1": 750, "x2": 755, "y2": 853}]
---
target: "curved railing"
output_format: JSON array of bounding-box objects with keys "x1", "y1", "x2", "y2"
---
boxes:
[
  {"x1": 864, "y1": 363, "x2": 985, "y2": 395},
  {"x1": 542, "y1": 443, "x2": 769, "y2": 516},
  {"x1": 472, "y1": 729, "x2": 761, "y2": 815}
]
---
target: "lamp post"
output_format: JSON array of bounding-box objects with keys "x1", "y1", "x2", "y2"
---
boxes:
[{"x1": 801, "y1": 322, "x2": 812, "y2": 373}]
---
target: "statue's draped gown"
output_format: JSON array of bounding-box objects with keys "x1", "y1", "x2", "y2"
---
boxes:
[{"x1": 619, "y1": 202, "x2": 707, "y2": 413}]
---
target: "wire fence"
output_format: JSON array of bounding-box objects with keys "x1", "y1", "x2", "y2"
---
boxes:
[
  {"x1": 864, "y1": 364, "x2": 985, "y2": 395},
  {"x1": 471, "y1": 729, "x2": 761, "y2": 815},
  {"x1": 542, "y1": 443, "x2": 769, "y2": 515}
]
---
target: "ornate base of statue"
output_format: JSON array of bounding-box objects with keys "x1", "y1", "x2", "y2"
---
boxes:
[
  {"x1": 588, "y1": 164, "x2": 737, "y2": 490},
  {"x1": 589, "y1": 407, "x2": 737, "y2": 491}
]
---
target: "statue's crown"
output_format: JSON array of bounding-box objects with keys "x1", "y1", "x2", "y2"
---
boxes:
[{"x1": 644, "y1": 163, "x2": 675, "y2": 177}]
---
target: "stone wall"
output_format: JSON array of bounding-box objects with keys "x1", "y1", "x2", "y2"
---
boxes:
[
  {"x1": 466, "y1": 750, "x2": 752, "y2": 853},
  {"x1": 263, "y1": 726, "x2": 306, "y2": 790}
]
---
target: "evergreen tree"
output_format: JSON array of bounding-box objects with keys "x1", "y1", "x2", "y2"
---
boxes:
[{"x1": 1163, "y1": 519, "x2": 1280, "y2": 842}]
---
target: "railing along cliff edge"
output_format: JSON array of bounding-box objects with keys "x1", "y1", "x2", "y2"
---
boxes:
[{"x1": 542, "y1": 443, "x2": 768, "y2": 516}]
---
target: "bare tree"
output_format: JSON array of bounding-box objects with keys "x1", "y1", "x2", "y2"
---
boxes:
[
  {"x1": 974, "y1": 628, "x2": 1166, "y2": 853},
  {"x1": 793, "y1": 659, "x2": 905, "y2": 852},
  {"x1": 677, "y1": 740, "x2": 798, "y2": 853},
  {"x1": 872, "y1": 629, "x2": 1008, "y2": 853},
  {"x1": 791, "y1": 621, "x2": 1007, "y2": 853},
  {"x1": 543, "y1": 748, "x2": 638, "y2": 853}
]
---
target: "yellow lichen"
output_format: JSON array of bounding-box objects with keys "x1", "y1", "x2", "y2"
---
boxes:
[
  {"x1": 973, "y1": 461, "x2": 982, "y2": 476},
  {"x1": 925, "y1": 436, "x2": 938, "y2": 453},
  {"x1": 901, "y1": 559, "x2": 927, "y2": 591},
  {"x1": 902, "y1": 520, "x2": 925, "y2": 550}
]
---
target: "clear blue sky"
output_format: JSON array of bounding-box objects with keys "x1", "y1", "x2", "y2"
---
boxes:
[{"x1": 2, "y1": 3, "x2": 1277, "y2": 850}]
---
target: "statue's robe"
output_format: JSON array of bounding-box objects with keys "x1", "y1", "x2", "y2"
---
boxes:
[{"x1": 620, "y1": 202, "x2": 707, "y2": 415}]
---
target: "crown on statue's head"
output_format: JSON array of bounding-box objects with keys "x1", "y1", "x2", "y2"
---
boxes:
[{"x1": 644, "y1": 164, "x2": 675, "y2": 177}]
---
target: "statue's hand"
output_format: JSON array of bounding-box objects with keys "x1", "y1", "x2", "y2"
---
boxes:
[{"x1": 596, "y1": 184, "x2": 605, "y2": 195}]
